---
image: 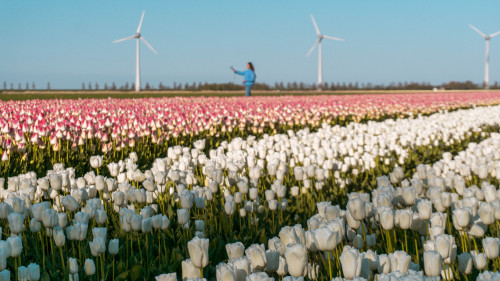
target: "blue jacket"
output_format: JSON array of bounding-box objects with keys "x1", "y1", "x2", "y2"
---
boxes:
[{"x1": 235, "y1": 69, "x2": 256, "y2": 86}]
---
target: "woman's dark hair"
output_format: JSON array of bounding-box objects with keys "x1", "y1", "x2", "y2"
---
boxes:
[{"x1": 248, "y1": 62, "x2": 255, "y2": 71}]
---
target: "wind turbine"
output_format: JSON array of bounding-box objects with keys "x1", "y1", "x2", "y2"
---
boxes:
[
  {"x1": 114, "y1": 11, "x2": 157, "y2": 92},
  {"x1": 306, "y1": 14, "x2": 344, "y2": 90},
  {"x1": 469, "y1": 24, "x2": 500, "y2": 89}
]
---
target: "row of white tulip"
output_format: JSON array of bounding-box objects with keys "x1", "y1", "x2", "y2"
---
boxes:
[
  {"x1": 1, "y1": 105, "x2": 500, "y2": 280},
  {"x1": 154, "y1": 125, "x2": 500, "y2": 279}
]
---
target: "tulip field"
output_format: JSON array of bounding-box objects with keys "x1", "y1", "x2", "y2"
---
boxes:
[{"x1": 4, "y1": 92, "x2": 500, "y2": 281}]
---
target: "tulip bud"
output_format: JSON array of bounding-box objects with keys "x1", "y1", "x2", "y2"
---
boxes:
[
  {"x1": 352, "y1": 235, "x2": 365, "y2": 251},
  {"x1": 215, "y1": 263, "x2": 236, "y2": 281},
  {"x1": 340, "y1": 246, "x2": 362, "y2": 279},
  {"x1": 377, "y1": 254, "x2": 390, "y2": 274},
  {"x1": 265, "y1": 250, "x2": 280, "y2": 273},
  {"x1": 364, "y1": 250, "x2": 379, "y2": 271},
  {"x1": 182, "y1": 259, "x2": 201, "y2": 280},
  {"x1": 347, "y1": 199, "x2": 366, "y2": 221},
  {"x1": 472, "y1": 251, "x2": 487, "y2": 270},
  {"x1": 245, "y1": 243, "x2": 267, "y2": 272},
  {"x1": 305, "y1": 231, "x2": 318, "y2": 252},
  {"x1": 483, "y1": 237, "x2": 500, "y2": 259},
  {"x1": 30, "y1": 218, "x2": 42, "y2": 233},
  {"x1": 69, "y1": 258, "x2": 78, "y2": 274},
  {"x1": 416, "y1": 199, "x2": 432, "y2": 220},
  {"x1": 0, "y1": 269, "x2": 9, "y2": 281},
  {"x1": 452, "y1": 207, "x2": 471, "y2": 230},
  {"x1": 224, "y1": 201, "x2": 235, "y2": 216},
  {"x1": 27, "y1": 262, "x2": 40, "y2": 281},
  {"x1": 108, "y1": 239, "x2": 119, "y2": 255},
  {"x1": 187, "y1": 237, "x2": 209, "y2": 269},
  {"x1": 42, "y1": 208, "x2": 58, "y2": 228},
  {"x1": 268, "y1": 237, "x2": 285, "y2": 256},
  {"x1": 89, "y1": 156, "x2": 103, "y2": 169},
  {"x1": 395, "y1": 209, "x2": 413, "y2": 230},
  {"x1": 380, "y1": 209, "x2": 394, "y2": 230},
  {"x1": 285, "y1": 244, "x2": 307, "y2": 277},
  {"x1": 7, "y1": 213, "x2": 24, "y2": 234},
  {"x1": 161, "y1": 216, "x2": 170, "y2": 231},
  {"x1": 7, "y1": 236, "x2": 22, "y2": 257},
  {"x1": 314, "y1": 227, "x2": 338, "y2": 251},
  {"x1": 249, "y1": 188, "x2": 258, "y2": 200},
  {"x1": 423, "y1": 251, "x2": 441, "y2": 277},
  {"x1": 95, "y1": 176, "x2": 106, "y2": 191},
  {"x1": 62, "y1": 195, "x2": 79, "y2": 212},
  {"x1": 84, "y1": 259, "x2": 96, "y2": 276},
  {"x1": 49, "y1": 174, "x2": 62, "y2": 191},
  {"x1": 401, "y1": 186, "x2": 416, "y2": 206},
  {"x1": 389, "y1": 250, "x2": 411, "y2": 274},
  {"x1": 366, "y1": 234, "x2": 376, "y2": 248},
  {"x1": 478, "y1": 202, "x2": 495, "y2": 225},
  {"x1": 54, "y1": 228, "x2": 66, "y2": 247},
  {"x1": 458, "y1": 252, "x2": 473, "y2": 275},
  {"x1": 177, "y1": 209, "x2": 189, "y2": 225},
  {"x1": 142, "y1": 217, "x2": 153, "y2": 233},
  {"x1": 226, "y1": 242, "x2": 245, "y2": 260},
  {"x1": 18, "y1": 266, "x2": 27, "y2": 281}
]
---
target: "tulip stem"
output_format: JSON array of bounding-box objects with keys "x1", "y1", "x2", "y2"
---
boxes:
[
  {"x1": 404, "y1": 229, "x2": 408, "y2": 253},
  {"x1": 473, "y1": 237, "x2": 479, "y2": 252},
  {"x1": 14, "y1": 256, "x2": 18, "y2": 281},
  {"x1": 385, "y1": 230, "x2": 393, "y2": 253},
  {"x1": 414, "y1": 238, "x2": 419, "y2": 266},
  {"x1": 137, "y1": 234, "x2": 143, "y2": 261},
  {"x1": 335, "y1": 245, "x2": 341, "y2": 276},
  {"x1": 101, "y1": 255, "x2": 105, "y2": 281},
  {"x1": 38, "y1": 231, "x2": 45, "y2": 271},
  {"x1": 59, "y1": 246, "x2": 66, "y2": 275},
  {"x1": 327, "y1": 250, "x2": 333, "y2": 281}
]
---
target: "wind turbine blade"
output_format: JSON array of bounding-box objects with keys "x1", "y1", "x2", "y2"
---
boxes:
[
  {"x1": 306, "y1": 40, "x2": 320, "y2": 57},
  {"x1": 141, "y1": 37, "x2": 157, "y2": 54},
  {"x1": 113, "y1": 35, "x2": 136, "y2": 43},
  {"x1": 490, "y1": 30, "x2": 500, "y2": 38},
  {"x1": 137, "y1": 10, "x2": 145, "y2": 33},
  {"x1": 469, "y1": 24, "x2": 487, "y2": 38},
  {"x1": 323, "y1": 35, "x2": 345, "y2": 41},
  {"x1": 310, "y1": 14, "x2": 320, "y2": 35}
]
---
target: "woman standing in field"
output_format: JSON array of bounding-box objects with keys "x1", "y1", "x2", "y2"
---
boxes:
[{"x1": 232, "y1": 62, "x2": 256, "y2": 97}]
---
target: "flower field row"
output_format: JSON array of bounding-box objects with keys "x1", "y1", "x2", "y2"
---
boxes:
[
  {"x1": 2, "y1": 92, "x2": 500, "y2": 178},
  {"x1": 1, "y1": 103, "x2": 500, "y2": 280}
]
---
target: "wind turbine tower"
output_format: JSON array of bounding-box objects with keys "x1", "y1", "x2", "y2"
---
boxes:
[
  {"x1": 114, "y1": 11, "x2": 157, "y2": 92},
  {"x1": 469, "y1": 24, "x2": 500, "y2": 89},
  {"x1": 306, "y1": 14, "x2": 344, "y2": 90}
]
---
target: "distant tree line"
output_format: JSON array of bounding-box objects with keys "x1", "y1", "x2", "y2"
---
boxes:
[{"x1": 0, "y1": 80, "x2": 497, "y2": 91}]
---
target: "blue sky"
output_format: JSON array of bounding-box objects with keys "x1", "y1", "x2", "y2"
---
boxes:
[{"x1": 1, "y1": 1, "x2": 500, "y2": 89}]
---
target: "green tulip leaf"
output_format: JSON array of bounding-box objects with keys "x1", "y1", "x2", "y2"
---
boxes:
[{"x1": 130, "y1": 264, "x2": 144, "y2": 281}]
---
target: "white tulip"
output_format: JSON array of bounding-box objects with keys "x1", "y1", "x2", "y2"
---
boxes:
[
  {"x1": 245, "y1": 244, "x2": 267, "y2": 271},
  {"x1": 458, "y1": 252, "x2": 473, "y2": 275},
  {"x1": 482, "y1": 237, "x2": 500, "y2": 259},
  {"x1": 187, "y1": 237, "x2": 209, "y2": 269},
  {"x1": 284, "y1": 244, "x2": 307, "y2": 277},
  {"x1": 84, "y1": 259, "x2": 96, "y2": 276},
  {"x1": 340, "y1": 246, "x2": 363, "y2": 279},
  {"x1": 226, "y1": 242, "x2": 245, "y2": 260},
  {"x1": 423, "y1": 251, "x2": 441, "y2": 277}
]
